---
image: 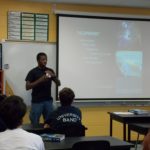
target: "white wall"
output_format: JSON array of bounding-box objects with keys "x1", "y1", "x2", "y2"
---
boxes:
[{"x1": 2, "y1": 41, "x2": 56, "y2": 106}]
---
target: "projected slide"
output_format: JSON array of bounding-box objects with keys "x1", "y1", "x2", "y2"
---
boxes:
[
  {"x1": 116, "y1": 51, "x2": 142, "y2": 77},
  {"x1": 58, "y1": 15, "x2": 150, "y2": 100},
  {"x1": 118, "y1": 21, "x2": 141, "y2": 50}
]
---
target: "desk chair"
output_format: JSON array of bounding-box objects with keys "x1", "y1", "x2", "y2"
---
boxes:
[
  {"x1": 55, "y1": 123, "x2": 87, "y2": 137},
  {"x1": 72, "y1": 140, "x2": 110, "y2": 150}
]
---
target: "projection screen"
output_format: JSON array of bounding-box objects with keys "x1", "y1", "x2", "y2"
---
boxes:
[{"x1": 57, "y1": 14, "x2": 150, "y2": 100}]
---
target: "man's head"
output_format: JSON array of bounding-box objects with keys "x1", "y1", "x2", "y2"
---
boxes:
[
  {"x1": 37, "y1": 52, "x2": 47, "y2": 68},
  {"x1": 59, "y1": 87, "x2": 75, "y2": 106},
  {"x1": 0, "y1": 95, "x2": 27, "y2": 129}
]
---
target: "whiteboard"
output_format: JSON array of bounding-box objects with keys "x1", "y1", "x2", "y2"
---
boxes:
[{"x1": 2, "y1": 41, "x2": 56, "y2": 106}]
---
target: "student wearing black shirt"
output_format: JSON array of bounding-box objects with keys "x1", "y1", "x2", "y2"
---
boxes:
[
  {"x1": 25, "y1": 52, "x2": 61, "y2": 125},
  {"x1": 44, "y1": 87, "x2": 82, "y2": 130}
]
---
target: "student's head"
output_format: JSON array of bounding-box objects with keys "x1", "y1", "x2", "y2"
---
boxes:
[
  {"x1": 59, "y1": 87, "x2": 75, "y2": 106},
  {"x1": 37, "y1": 52, "x2": 47, "y2": 67},
  {"x1": 0, "y1": 94, "x2": 6, "y2": 103},
  {"x1": 0, "y1": 95, "x2": 27, "y2": 129}
]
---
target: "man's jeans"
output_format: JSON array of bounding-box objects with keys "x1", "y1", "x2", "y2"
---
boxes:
[{"x1": 30, "y1": 100, "x2": 54, "y2": 126}]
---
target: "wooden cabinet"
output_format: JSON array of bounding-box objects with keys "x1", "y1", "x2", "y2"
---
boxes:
[{"x1": 0, "y1": 70, "x2": 3, "y2": 94}]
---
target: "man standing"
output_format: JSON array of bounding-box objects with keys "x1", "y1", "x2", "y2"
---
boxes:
[{"x1": 25, "y1": 52, "x2": 61, "y2": 125}]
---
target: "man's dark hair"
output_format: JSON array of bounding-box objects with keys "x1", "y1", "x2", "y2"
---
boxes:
[
  {"x1": 36, "y1": 52, "x2": 47, "y2": 61},
  {"x1": 0, "y1": 95, "x2": 27, "y2": 129},
  {"x1": 59, "y1": 87, "x2": 75, "y2": 106}
]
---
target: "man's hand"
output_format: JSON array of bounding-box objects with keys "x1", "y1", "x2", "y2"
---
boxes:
[
  {"x1": 45, "y1": 70, "x2": 55, "y2": 78},
  {"x1": 26, "y1": 74, "x2": 48, "y2": 90},
  {"x1": 44, "y1": 123, "x2": 50, "y2": 128},
  {"x1": 39, "y1": 74, "x2": 49, "y2": 81},
  {"x1": 45, "y1": 70, "x2": 61, "y2": 86}
]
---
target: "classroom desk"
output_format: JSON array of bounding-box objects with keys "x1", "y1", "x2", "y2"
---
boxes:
[
  {"x1": 128, "y1": 123, "x2": 150, "y2": 141},
  {"x1": 44, "y1": 136, "x2": 134, "y2": 150},
  {"x1": 22, "y1": 123, "x2": 54, "y2": 134},
  {"x1": 108, "y1": 112, "x2": 150, "y2": 141}
]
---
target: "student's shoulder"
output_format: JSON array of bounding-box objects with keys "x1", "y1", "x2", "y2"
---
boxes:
[
  {"x1": 71, "y1": 105, "x2": 80, "y2": 110},
  {"x1": 31, "y1": 67, "x2": 39, "y2": 72},
  {"x1": 46, "y1": 67, "x2": 54, "y2": 72},
  {"x1": 28, "y1": 67, "x2": 39, "y2": 73},
  {"x1": 24, "y1": 131, "x2": 45, "y2": 149},
  {"x1": 70, "y1": 106, "x2": 81, "y2": 112},
  {"x1": 53, "y1": 107, "x2": 63, "y2": 114},
  {"x1": 24, "y1": 129, "x2": 43, "y2": 140}
]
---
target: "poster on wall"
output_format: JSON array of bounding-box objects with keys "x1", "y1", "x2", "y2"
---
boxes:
[{"x1": 8, "y1": 11, "x2": 49, "y2": 41}]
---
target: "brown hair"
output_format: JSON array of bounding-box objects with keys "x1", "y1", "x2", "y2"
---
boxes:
[
  {"x1": 59, "y1": 87, "x2": 75, "y2": 106},
  {"x1": 0, "y1": 95, "x2": 27, "y2": 129}
]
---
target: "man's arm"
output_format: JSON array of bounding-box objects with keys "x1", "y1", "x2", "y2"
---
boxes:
[
  {"x1": 45, "y1": 70, "x2": 61, "y2": 86},
  {"x1": 52, "y1": 77, "x2": 61, "y2": 86},
  {"x1": 26, "y1": 75, "x2": 48, "y2": 90}
]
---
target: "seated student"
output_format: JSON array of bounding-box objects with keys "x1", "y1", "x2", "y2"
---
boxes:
[
  {"x1": 0, "y1": 94, "x2": 6, "y2": 101},
  {"x1": 0, "y1": 94, "x2": 7, "y2": 132},
  {"x1": 0, "y1": 118, "x2": 6, "y2": 132},
  {"x1": 44, "y1": 87, "x2": 84, "y2": 136},
  {"x1": 143, "y1": 131, "x2": 150, "y2": 150},
  {"x1": 0, "y1": 95, "x2": 45, "y2": 150}
]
